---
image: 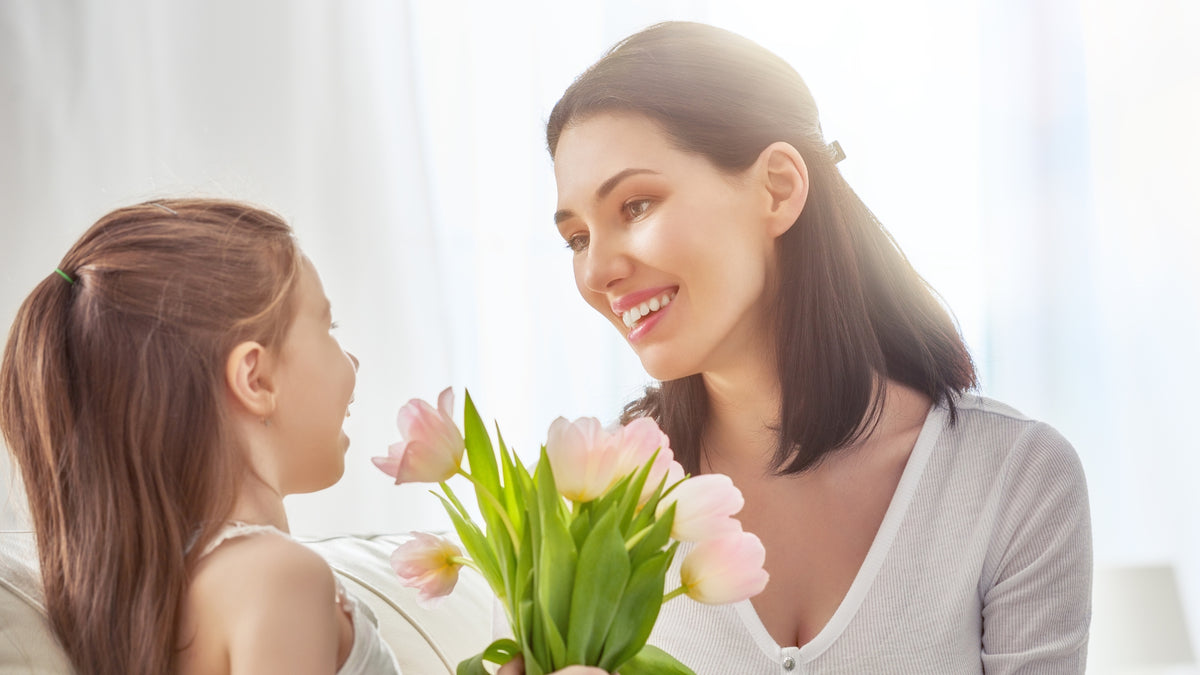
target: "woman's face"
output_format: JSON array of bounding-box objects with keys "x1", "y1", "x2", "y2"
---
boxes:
[{"x1": 553, "y1": 112, "x2": 782, "y2": 381}]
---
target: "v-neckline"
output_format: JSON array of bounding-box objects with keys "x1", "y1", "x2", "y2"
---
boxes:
[{"x1": 735, "y1": 400, "x2": 948, "y2": 663}]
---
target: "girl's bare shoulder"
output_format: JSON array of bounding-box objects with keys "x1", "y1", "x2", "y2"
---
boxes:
[{"x1": 179, "y1": 531, "x2": 343, "y2": 673}]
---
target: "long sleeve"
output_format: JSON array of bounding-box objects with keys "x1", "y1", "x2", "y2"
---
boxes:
[{"x1": 980, "y1": 422, "x2": 1092, "y2": 673}]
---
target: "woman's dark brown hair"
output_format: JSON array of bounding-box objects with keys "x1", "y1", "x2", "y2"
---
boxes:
[
  {"x1": 0, "y1": 199, "x2": 302, "y2": 675},
  {"x1": 547, "y1": 22, "x2": 976, "y2": 475}
]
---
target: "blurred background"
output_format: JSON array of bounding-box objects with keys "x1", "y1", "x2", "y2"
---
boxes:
[{"x1": 2, "y1": 0, "x2": 1197, "y2": 668}]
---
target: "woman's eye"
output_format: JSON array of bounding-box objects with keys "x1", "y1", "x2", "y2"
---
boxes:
[
  {"x1": 623, "y1": 199, "x2": 653, "y2": 220},
  {"x1": 564, "y1": 233, "x2": 590, "y2": 253},
  {"x1": 330, "y1": 320, "x2": 340, "y2": 331}
]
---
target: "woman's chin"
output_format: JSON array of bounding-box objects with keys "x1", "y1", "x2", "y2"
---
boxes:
[{"x1": 637, "y1": 352, "x2": 693, "y2": 383}]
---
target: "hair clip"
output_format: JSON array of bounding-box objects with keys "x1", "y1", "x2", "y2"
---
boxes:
[
  {"x1": 828, "y1": 140, "x2": 846, "y2": 164},
  {"x1": 54, "y1": 268, "x2": 75, "y2": 284},
  {"x1": 149, "y1": 203, "x2": 179, "y2": 216}
]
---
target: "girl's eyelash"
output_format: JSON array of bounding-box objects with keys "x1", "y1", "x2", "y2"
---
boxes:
[{"x1": 330, "y1": 321, "x2": 340, "y2": 330}]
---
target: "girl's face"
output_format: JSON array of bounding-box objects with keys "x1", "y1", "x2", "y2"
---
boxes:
[
  {"x1": 553, "y1": 112, "x2": 782, "y2": 382},
  {"x1": 269, "y1": 258, "x2": 358, "y2": 494}
]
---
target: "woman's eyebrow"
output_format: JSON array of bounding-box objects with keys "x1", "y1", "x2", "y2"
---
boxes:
[{"x1": 554, "y1": 168, "x2": 661, "y2": 224}]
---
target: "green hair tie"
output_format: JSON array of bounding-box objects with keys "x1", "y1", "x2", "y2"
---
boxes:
[{"x1": 54, "y1": 268, "x2": 75, "y2": 284}]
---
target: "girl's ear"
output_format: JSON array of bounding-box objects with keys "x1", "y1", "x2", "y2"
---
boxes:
[
  {"x1": 756, "y1": 141, "x2": 809, "y2": 238},
  {"x1": 225, "y1": 341, "x2": 276, "y2": 419}
]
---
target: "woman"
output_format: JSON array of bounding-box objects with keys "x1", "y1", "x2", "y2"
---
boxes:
[{"x1": 547, "y1": 21, "x2": 1090, "y2": 674}]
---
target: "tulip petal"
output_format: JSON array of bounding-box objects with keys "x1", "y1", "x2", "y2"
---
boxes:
[
  {"x1": 381, "y1": 392, "x2": 465, "y2": 485},
  {"x1": 545, "y1": 416, "x2": 624, "y2": 502},
  {"x1": 398, "y1": 440, "x2": 460, "y2": 483},
  {"x1": 436, "y1": 387, "x2": 455, "y2": 418},
  {"x1": 657, "y1": 473, "x2": 745, "y2": 541},
  {"x1": 680, "y1": 531, "x2": 769, "y2": 604},
  {"x1": 390, "y1": 533, "x2": 465, "y2": 607},
  {"x1": 371, "y1": 455, "x2": 402, "y2": 479}
]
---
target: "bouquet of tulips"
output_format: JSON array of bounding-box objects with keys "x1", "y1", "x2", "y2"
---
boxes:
[{"x1": 372, "y1": 389, "x2": 768, "y2": 675}]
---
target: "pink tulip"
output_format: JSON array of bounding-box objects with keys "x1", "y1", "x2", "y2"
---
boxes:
[
  {"x1": 372, "y1": 387, "x2": 465, "y2": 484},
  {"x1": 679, "y1": 530, "x2": 769, "y2": 604},
  {"x1": 612, "y1": 417, "x2": 678, "y2": 503},
  {"x1": 545, "y1": 416, "x2": 625, "y2": 502},
  {"x1": 655, "y1": 474, "x2": 744, "y2": 542},
  {"x1": 390, "y1": 532, "x2": 465, "y2": 605}
]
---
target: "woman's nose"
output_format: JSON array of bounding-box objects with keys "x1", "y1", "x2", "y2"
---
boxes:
[
  {"x1": 347, "y1": 352, "x2": 360, "y2": 371},
  {"x1": 580, "y1": 232, "x2": 633, "y2": 293}
]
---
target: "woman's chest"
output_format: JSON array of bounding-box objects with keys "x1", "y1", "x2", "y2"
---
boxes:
[{"x1": 735, "y1": 460, "x2": 905, "y2": 648}]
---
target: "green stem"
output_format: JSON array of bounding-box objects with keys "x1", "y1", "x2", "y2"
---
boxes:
[
  {"x1": 448, "y1": 556, "x2": 481, "y2": 573},
  {"x1": 662, "y1": 585, "x2": 688, "y2": 603},
  {"x1": 455, "y1": 468, "x2": 521, "y2": 549}
]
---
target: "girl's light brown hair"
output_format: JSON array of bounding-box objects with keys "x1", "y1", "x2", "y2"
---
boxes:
[{"x1": 0, "y1": 198, "x2": 302, "y2": 675}]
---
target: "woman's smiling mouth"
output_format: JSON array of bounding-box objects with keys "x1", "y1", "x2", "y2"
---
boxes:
[{"x1": 621, "y1": 291, "x2": 676, "y2": 328}]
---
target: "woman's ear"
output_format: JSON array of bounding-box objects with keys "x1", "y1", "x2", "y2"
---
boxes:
[
  {"x1": 225, "y1": 341, "x2": 276, "y2": 419},
  {"x1": 757, "y1": 141, "x2": 809, "y2": 238}
]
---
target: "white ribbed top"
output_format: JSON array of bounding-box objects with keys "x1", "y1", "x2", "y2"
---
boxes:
[{"x1": 649, "y1": 394, "x2": 1092, "y2": 674}]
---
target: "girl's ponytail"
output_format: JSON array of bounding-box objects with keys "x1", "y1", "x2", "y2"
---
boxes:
[{"x1": 1, "y1": 199, "x2": 301, "y2": 675}]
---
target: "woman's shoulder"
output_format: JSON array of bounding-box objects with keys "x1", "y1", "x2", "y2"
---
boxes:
[
  {"x1": 938, "y1": 393, "x2": 1085, "y2": 491},
  {"x1": 947, "y1": 393, "x2": 1074, "y2": 450}
]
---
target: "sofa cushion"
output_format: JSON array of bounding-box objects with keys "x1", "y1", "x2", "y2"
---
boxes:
[
  {"x1": 0, "y1": 531, "x2": 494, "y2": 674},
  {"x1": 0, "y1": 532, "x2": 72, "y2": 674}
]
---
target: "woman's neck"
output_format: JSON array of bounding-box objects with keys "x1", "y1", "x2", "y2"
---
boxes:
[
  {"x1": 699, "y1": 358, "x2": 783, "y2": 476},
  {"x1": 698, "y1": 375, "x2": 933, "y2": 478}
]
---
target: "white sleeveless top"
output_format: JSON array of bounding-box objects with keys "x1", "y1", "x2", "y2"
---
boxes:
[{"x1": 200, "y1": 523, "x2": 402, "y2": 675}]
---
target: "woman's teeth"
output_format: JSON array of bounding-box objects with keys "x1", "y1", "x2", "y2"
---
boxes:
[{"x1": 622, "y1": 293, "x2": 674, "y2": 328}]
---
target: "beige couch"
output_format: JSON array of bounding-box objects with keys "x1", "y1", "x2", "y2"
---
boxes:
[{"x1": 0, "y1": 531, "x2": 495, "y2": 674}]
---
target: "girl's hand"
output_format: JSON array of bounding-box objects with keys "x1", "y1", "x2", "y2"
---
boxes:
[{"x1": 496, "y1": 655, "x2": 611, "y2": 675}]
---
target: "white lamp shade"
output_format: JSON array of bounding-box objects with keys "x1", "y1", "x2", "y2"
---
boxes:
[{"x1": 1089, "y1": 564, "x2": 1195, "y2": 672}]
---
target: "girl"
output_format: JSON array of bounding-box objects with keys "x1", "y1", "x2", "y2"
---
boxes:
[
  {"x1": 547, "y1": 22, "x2": 1091, "y2": 674},
  {"x1": 0, "y1": 199, "x2": 399, "y2": 674}
]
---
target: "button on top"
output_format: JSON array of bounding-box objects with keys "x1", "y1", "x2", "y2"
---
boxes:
[{"x1": 782, "y1": 656, "x2": 796, "y2": 671}]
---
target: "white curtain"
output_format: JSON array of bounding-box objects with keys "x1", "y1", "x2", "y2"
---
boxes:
[{"x1": 3, "y1": 0, "x2": 1198, "y2": 653}]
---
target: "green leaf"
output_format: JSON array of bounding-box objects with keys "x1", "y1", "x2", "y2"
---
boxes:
[
  {"x1": 598, "y1": 545, "x2": 677, "y2": 670},
  {"x1": 515, "y1": 452, "x2": 537, "y2": 504},
  {"x1": 568, "y1": 509, "x2": 592, "y2": 548},
  {"x1": 629, "y1": 502, "x2": 675, "y2": 570},
  {"x1": 534, "y1": 449, "x2": 575, "y2": 668},
  {"x1": 495, "y1": 427, "x2": 525, "y2": 533},
  {"x1": 565, "y1": 508, "x2": 631, "y2": 664},
  {"x1": 455, "y1": 653, "x2": 489, "y2": 675},
  {"x1": 615, "y1": 645, "x2": 696, "y2": 675},
  {"x1": 534, "y1": 450, "x2": 575, "y2": 626},
  {"x1": 528, "y1": 599, "x2": 549, "y2": 675},
  {"x1": 625, "y1": 471, "x2": 671, "y2": 538},
  {"x1": 540, "y1": 607, "x2": 567, "y2": 669},
  {"x1": 510, "y1": 520, "x2": 535, "y2": 640},
  {"x1": 589, "y1": 471, "x2": 632, "y2": 523},
  {"x1": 434, "y1": 492, "x2": 502, "y2": 590},
  {"x1": 462, "y1": 390, "x2": 501, "y2": 502},
  {"x1": 613, "y1": 450, "x2": 660, "y2": 532},
  {"x1": 455, "y1": 639, "x2": 522, "y2": 675}
]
